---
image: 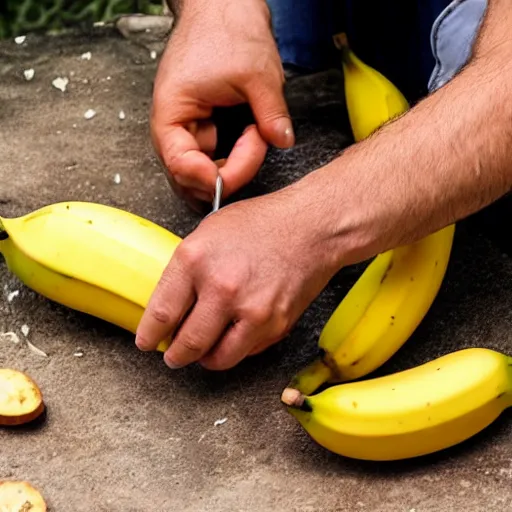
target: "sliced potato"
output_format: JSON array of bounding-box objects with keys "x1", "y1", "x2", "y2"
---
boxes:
[
  {"x1": 0, "y1": 481, "x2": 47, "y2": 511},
  {"x1": 0, "y1": 369, "x2": 45, "y2": 426}
]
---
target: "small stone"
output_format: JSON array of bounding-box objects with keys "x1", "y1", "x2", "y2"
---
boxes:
[
  {"x1": 114, "y1": 173, "x2": 121, "y2": 184},
  {"x1": 118, "y1": 110, "x2": 126, "y2": 120},
  {"x1": 21, "y1": 324, "x2": 30, "y2": 337},
  {"x1": 214, "y1": 418, "x2": 227, "y2": 426},
  {"x1": 106, "y1": 76, "x2": 111, "y2": 81},
  {"x1": 150, "y1": 50, "x2": 157, "y2": 60},
  {"x1": 52, "y1": 77, "x2": 69, "y2": 92},
  {"x1": 0, "y1": 332, "x2": 20, "y2": 344},
  {"x1": 23, "y1": 69, "x2": 35, "y2": 81},
  {"x1": 7, "y1": 290, "x2": 19, "y2": 302},
  {"x1": 84, "y1": 109, "x2": 96, "y2": 120},
  {"x1": 14, "y1": 35, "x2": 26, "y2": 44},
  {"x1": 74, "y1": 350, "x2": 84, "y2": 358},
  {"x1": 80, "y1": 51, "x2": 92, "y2": 60}
]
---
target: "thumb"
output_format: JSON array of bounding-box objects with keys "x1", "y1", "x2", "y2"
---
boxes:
[{"x1": 246, "y1": 79, "x2": 295, "y2": 149}]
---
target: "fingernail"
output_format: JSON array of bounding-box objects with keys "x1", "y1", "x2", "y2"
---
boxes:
[
  {"x1": 135, "y1": 335, "x2": 150, "y2": 351},
  {"x1": 274, "y1": 118, "x2": 295, "y2": 148},
  {"x1": 164, "y1": 354, "x2": 183, "y2": 370}
]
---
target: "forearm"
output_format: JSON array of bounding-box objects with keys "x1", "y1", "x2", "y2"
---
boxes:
[{"x1": 300, "y1": 0, "x2": 512, "y2": 267}]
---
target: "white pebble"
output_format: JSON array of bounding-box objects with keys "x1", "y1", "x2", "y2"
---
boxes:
[
  {"x1": 150, "y1": 50, "x2": 157, "y2": 60},
  {"x1": 118, "y1": 110, "x2": 126, "y2": 120},
  {"x1": 23, "y1": 69, "x2": 35, "y2": 81},
  {"x1": 80, "y1": 51, "x2": 92, "y2": 60},
  {"x1": 7, "y1": 290, "x2": 19, "y2": 302},
  {"x1": 21, "y1": 324, "x2": 30, "y2": 337},
  {"x1": 15, "y1": 35, "x2": 26, "y2": 44},
  {"x1": 84, "y1": 109, "x2": 96, "y2": 120},
  {"x1": 52, "y1": 77, "x2": 69, "y2": 92},
  {"x1": 72, "y1": 124, "x2": 77, "y2": 128},
  {"x1": 114, "y1": 173, "x2": 121, "y2": 184},
  {"x1": 74, "y1": 350, "x2": 84, "y2": 357},
  {"x1": 106, "y1": 76, "x2": 111, "y2": 81},
  {"x1": 214, "y1": 418, "x2": 227, "y2": 426},
  {"x1": 0, "y1": 332, "x2": 20, "y2": 344}
]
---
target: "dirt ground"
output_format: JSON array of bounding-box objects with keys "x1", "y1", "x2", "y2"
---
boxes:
[{"x1": 1, "y1": 27, "x2": 512, "y2": 512}]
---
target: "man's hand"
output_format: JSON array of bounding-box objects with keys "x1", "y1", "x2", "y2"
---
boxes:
[
  {"x1": 139, "y1": 0, "x2": 512, "y2": 373},
  {"x1": 135, "y1": 186, "x2": 341, "y2": 370},
  {"x1": 151, "y1": 0, "x2": 294, "y2": 209}
]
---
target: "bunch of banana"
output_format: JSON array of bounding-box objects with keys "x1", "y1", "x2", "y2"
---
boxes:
[
  {"x1": 0, "y1": 201, "x2": 182, "y2": 352},
  {"x1": 288, "y1": 34, "x2": 455, "y2": 396},
  {"x1": 281, "y1": 348, "x2": 512, "y2": 461}
]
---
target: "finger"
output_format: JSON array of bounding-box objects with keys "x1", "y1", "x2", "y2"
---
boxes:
[
  {"x1": 156, "y1": 123, "x2": 220, "y2": 193},
  {"x1": 219, "y1": 124, "x2": 268, "y2": 197},
  {"x1": 166, "y1": 174, "x2": 215, "y2": 213},
  {"x1": 246, "y1": 78, "x2": 295, "y2": 150},
  {"x1": 198, "y1": 320, "x2": 258, "y2": 371},
  {"x1": 189, "y1": 120, "x2": 217, "y2": 158},
  {"x1": 163, "y1": 299, "x2": 232, "y2": 369},
  {"x1": 247, "y1": 333, "x2": 284, "y2": 356},
  {"x1": 135, "y1": 264, "x2": 195, "y2": 352}
]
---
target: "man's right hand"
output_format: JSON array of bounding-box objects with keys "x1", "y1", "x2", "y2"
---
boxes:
[{"x1": 152, "y1": 0, "x2": 295, "y2": 208}]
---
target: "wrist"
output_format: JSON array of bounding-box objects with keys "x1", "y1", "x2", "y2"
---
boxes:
[{"x1": 288, "y1": 148, "x2": 401, "y2": 271}]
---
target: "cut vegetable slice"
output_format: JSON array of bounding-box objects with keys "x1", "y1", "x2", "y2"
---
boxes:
[
  {"x1": 0, "y1": 480, "x2": 47, "y2": 511},
  {"x1": 0, "y1": 369, "x2": 45, "y2": 426}
]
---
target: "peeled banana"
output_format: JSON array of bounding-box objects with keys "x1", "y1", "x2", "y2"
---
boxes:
[
  {"x1": 0, "y1": 201, "x2": 182, "y2": 352},
  {"x1": 282, "y1": 348, "x2": 512, "y2": 461},
  {"x1": 289, "y1": 34, "x2": 455, "y2": 395}
]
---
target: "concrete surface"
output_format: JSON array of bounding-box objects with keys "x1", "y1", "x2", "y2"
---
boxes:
[{"x1": 1, "y1": 28, "x2": 512, "y2": 512}]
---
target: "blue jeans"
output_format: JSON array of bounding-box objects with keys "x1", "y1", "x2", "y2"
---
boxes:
[{"x1": 266, "y1": 0, "x2": 487, "y2": 102}]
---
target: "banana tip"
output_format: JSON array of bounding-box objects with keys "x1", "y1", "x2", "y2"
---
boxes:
[
  {"x1": 333, "y1": 32, "x2": 348, "y2": 50},
  {"x1": 281, "y1": 387, "x2": 305, "y2": 408}
]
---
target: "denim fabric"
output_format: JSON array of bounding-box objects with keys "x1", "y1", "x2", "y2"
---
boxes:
[
  {"x1": 428, "y1": 0, "x2": 488, "y2": 92},
  {"x1": 265, "y1": 0, "x2": 340, "y2": 72},
  {"x1": 266, "y1": 0, "x2": 488, "y2": 102}
]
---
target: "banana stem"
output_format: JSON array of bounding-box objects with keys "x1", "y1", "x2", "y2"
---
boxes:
[
  {"x1": 281, "y1": 387, "x2": 310, "y2": 411},
  {"x1": 287, "y1": 357, "x2": 333, "y2": 396}
]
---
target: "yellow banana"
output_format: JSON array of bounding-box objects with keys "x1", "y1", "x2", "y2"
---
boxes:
[
  {"x1": 282, "y1": 348, "x2": 512, "y2": 461},
  {"x1": 334, "y1": 32, "x2": 409, "y2": 140},
  {"x1": 0, "y1": 201, "x2": 182, "y2": 352},
  {"x1": 289, "y1": 34, "x2": 455, "y2": 395}
]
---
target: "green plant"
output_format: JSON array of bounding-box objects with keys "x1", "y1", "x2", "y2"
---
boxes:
[{"x1": 0, "y1": 0, "x2": 163, "y2": 39}]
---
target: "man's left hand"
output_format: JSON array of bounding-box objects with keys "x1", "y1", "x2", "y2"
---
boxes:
[{"x1": 135, "y1": 186, "x2": 339, "y2": 370}]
